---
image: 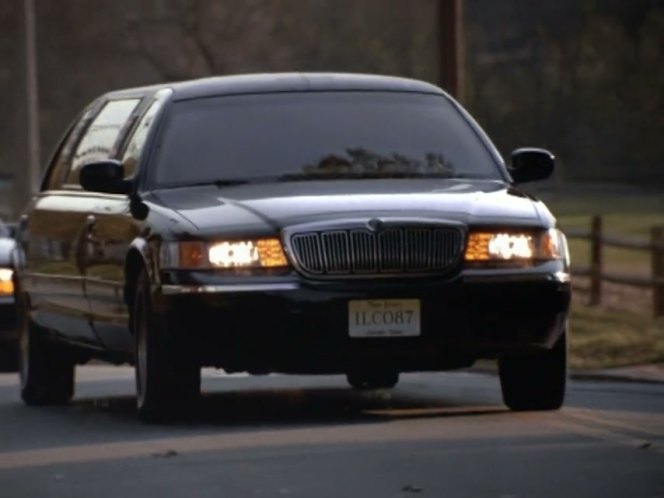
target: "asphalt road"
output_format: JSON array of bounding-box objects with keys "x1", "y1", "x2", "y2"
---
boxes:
[{"x1": 0, "y1": 366, "x2": 662, "y2": 498}]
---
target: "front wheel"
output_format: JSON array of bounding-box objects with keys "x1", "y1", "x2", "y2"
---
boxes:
[
  {"x1": 133, "y1": 270, "x2": 200, "y2": 423},
  {"x1": 18, "y1": 292, "x2": 75, "y2": 406},
  {"x1": 0, "y1": 340, "x2": 18, "y2": 372},
  {"x1": 498, "y1": 329, "x2": 567, "y2": 411}
]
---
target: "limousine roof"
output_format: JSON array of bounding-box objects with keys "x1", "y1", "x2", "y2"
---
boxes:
[{"x1": 104, "y1": 73, "x2": 446, "y2": 101}]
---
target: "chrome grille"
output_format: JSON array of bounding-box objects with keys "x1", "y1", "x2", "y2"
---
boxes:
[{"x1": 290, "y1": 226, "x2": 462, "y2": 276}]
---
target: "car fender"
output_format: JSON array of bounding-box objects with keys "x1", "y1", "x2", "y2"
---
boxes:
[{"x1": 124, "y1": 237, "x2": 158, "y2": 308}]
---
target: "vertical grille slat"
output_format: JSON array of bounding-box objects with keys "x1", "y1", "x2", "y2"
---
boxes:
[
  {"x1": 350, "y1": 230, "x2": 377, "y2": 273},
  {"x1": 291, "y1": 233, "x2": 324, "y2": 274},
  {"x1": 321, "y1": 231, "x2": 350, "y2": 273},
  {"x1": 379, "y1": 228, "x2": 403, "y2": 272},
  {"x1": 405, "y1": 228, "x2": 431, "y2": 271},
  {"x1": 290, "y1": 225, "x2": 462, "y2": 276}
]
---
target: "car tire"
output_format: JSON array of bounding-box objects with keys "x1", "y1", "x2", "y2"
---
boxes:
[
  {"x1": 498, "y1": 328, "x2": 567, "y2": 411},
  {"x1": 347, "y1": 369, "x2": 399, "y2": 390},
  {"x1": 0, "y1": 341, "x2": 18, "y2": 372},
  {"x1": 133, "y1": 270, "x2": 200, "y2": 423},
  {"x1": 18, "y1": 291, "x2": 75, "y2": 406}
]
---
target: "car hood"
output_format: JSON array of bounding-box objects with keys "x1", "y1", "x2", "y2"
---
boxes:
[
  {"x1": 151, "y1": 179, "x2": 553, "y2": 236},
  {"x1": 0, "y1": 237, "x2": 15, "y2": 266}
]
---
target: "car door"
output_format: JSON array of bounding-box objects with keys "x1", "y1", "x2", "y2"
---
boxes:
[
  {"x1": 21, "y1": 102, "x2": 101, "y2": 344},
  {"x1": 84, "y1": 91, "x2": 170, "y2": 352}
]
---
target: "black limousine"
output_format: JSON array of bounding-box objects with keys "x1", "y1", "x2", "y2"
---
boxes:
[{"x1": 15, "y1": 73, "x2": 570, "y2": 421}]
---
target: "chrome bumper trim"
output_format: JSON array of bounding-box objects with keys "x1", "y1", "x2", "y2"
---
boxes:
[
  {"x1": 462, "y1": 271, "x2": 571, "y2": 284},
  {"x1": 161, "y1": 283, "x2": 300, "y2": 295}
]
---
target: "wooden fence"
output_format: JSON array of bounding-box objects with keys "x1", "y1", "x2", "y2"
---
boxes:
[{"x1": 565, "y1": 215, "x2": 664, "y2": 318}]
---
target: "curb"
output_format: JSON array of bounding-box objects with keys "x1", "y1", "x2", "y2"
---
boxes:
[
  {"x1": 571, "y1": 366, "x2": 664, "y2": 385},
  {"x1": 468, "y1": 363, "x2": 664, "y2": 385}
]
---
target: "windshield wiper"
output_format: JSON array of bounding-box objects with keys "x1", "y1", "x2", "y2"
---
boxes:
[
  {"x1": 212, "y1": 179, "x2": 251, "y2": 187},
  {"x1": 274, "y1": 172, "x2": 485, "y2": 182},
  {"x1": 174, "y1": 179, "x2": 253, "y2": 188}
]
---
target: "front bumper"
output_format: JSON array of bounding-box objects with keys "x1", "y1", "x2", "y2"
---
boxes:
[{"x1": 155, "y1": 263, "x2": 571, "y2": 373}]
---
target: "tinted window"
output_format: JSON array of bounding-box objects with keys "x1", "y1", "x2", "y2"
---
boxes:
[
  {"x1": 0, "y1": 220, "x2": 7, "y2": 238},
  {"x1": 43, "y1": 105, "x2": 97, "y2": 191},
  {"x1": 66, "y1": 98, "x2": 140, "y2": 185},
  {"x1": 152, "y1": 92, "x2": 501, "y2": 188},
  {"x1": 122, "y1": 90, "x2": 170, "y2": 178}
]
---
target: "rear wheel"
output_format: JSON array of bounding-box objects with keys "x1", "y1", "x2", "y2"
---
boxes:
[
  {"x1": 133, "y1": 270, "x2": 200, "y2": 423},
  {"x1": 347, "y1": 369, "x2": 399, "y2": 390},
  {"x1": 498, "y1": 329, "x2": 567, "y2": 411},
  {"x1": 18, "y1": 292, "x2": 75, "y2": 405}
]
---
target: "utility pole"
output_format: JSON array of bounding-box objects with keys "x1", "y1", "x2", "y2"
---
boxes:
[
  {"x1": 439, "y1": 0, "x2": 464, "y2": 102},
  {"x1": 24, "y1": 0, "x2": 41, "y2": 199}
]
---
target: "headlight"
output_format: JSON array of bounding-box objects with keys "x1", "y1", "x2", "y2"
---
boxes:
[
  {"x1": 160, "y1": 238, "x2": 289, "y2": 269},
  {"x1": 464, "y1": 229, "x2": 567, "y2": 265},
  {"x1": 0, "y1": 268, "x2": 14, "y2": 296}
]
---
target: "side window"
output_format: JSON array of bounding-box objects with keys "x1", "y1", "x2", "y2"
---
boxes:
[
  {"x1": 42, "y1": 106, "x2": 97, "y2": 191},
  {"x1": 65, "y1": 98, "x2": 140, "y2": 186},
  {"x1": 122, "y1": 90, "x2": 171, "y2": 178}
]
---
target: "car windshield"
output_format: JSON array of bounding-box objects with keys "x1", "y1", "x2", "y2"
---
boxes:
[
  {"x1": 152, "y1": 91, "x2": 502, "y2": 188},
  {"x1": 0, "y1": 220, "x2": 8, "y2": 238}
]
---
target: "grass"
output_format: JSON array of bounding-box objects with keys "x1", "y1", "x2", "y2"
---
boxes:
[
  {"x1": 558, "y1": 213, "x2": 664, "y2": 275},
  {"x1": 535, "y1": 189, "x2": 664, "y2": 369},
  {"x1": 540, "y1": 191, "x2": 664, "y2": 274},
  {"x1": 569, "y1": 304, "x2": 664, "y2": 370},
  {"x1": 538, "y1": 191, "x2": 664, "y2": 218}
]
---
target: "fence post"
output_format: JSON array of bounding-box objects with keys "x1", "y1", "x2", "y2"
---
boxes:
[
  {"x1": 589, "y1": 215, "x2": 603, "y2": 305},
  {"x1": 652, "y1": 226, "x2": 664, "y2": 318}
]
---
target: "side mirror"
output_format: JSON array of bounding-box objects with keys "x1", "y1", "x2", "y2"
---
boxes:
[
  {"x1": 509, "y1": 148, "x2": 555, "y2": 184},
  {"x1": 79, "y1": 160, "x2": 130, "y2": 194}
]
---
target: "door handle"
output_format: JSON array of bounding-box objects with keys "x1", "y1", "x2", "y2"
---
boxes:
[
  {"x1": 85, "y1": 215, "x2": 97, "y2": 245},
  {"x1": 83, "y1": 215, "x2": 104, "y2": 260},
  {"x1": 85, "y1": 215, "x2": 96, "y2": 230}
]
